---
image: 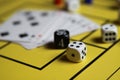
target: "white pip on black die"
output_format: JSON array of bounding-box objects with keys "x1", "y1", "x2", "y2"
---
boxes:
[
  {"x1": 66, "y1": 41, "x2": 87, "y2": 62},
  {"x1": 101, "y1": 24, "x2": 118, "y2": 43}
]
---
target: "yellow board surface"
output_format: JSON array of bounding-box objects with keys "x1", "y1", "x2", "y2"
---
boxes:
[{"x1": 0, "y1": 0, "x2": 120, "y2": 80}]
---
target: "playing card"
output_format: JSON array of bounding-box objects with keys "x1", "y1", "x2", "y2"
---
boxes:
[
  {"x1": 0, "y1": 25, "x2": 36, "y2": 42},
  {"x1": 20, "y1": 10, "x2": 69, "y2": 44},
  {"x1": 66, "y1": 13, "x2": 99, "y2": 35},
  {"x1": 0, "y1": 10, "x2": 63, "y2": 43},
  {"x1": 0, "y1": 11, "x2": 38, "y2": 42},
  {"x1": 32, "y1": 11, "x2": 72, "y2": 44},
  {"x1": 0, "y1": 10, "x2": 100, "y2": 49},
  {"x1": 40, "y1": 12, "x2": 100, "y2": 44}
]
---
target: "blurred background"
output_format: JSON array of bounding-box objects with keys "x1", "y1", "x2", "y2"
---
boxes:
[{"x1": 0, "y1": 0, "x2": 119, "y2": 24}]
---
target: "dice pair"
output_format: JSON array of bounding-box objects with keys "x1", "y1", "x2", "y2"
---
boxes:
[
  {"x1": 54, "y1": 30, "x2": 87, "y2": 62},
  {"x1": 101, "y1": 24, "x2": 118, "y2": 43}
]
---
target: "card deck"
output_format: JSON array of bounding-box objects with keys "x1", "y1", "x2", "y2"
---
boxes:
[{"x1": 0, "y1": 10, "x2": 100, "y2": 49}]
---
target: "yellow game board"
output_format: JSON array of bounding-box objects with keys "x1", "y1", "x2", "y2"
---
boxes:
[{"x1": 0, "y1": 0, "x2": 120, "y2": 80}]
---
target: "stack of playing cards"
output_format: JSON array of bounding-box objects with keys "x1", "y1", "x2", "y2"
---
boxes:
[{"x1": 0, "y1": 10, "x2": 100, "y2": 49}]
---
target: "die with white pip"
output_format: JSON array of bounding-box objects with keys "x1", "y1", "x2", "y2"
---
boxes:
[
  {"x1": 101, "y1": 24, "x2": 118, "y2": 43},
  {"x1": 66, "y1": 41, "x2": 87, "y2": 63}
]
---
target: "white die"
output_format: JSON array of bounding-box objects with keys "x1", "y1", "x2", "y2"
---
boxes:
[
  {"x1": 65, "y1": 0, "x2": 80, "y2": 12},
  {"x1": 101, "y1": 24, "x2": 118, "y2": 42},
  {"x1": 66, "y1": 41, "x2": 87, "y2": 62}
]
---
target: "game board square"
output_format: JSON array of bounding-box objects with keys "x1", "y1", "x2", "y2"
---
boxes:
[
  {"x1": 0, "y1": 43, "x2": 65, "y2": 69},
  {"x1": 75, "y1": 40, "x2": 120, "y2": 80},
  {"x1": 32, "y1": 45, "x2": 104, "y2": 79}
]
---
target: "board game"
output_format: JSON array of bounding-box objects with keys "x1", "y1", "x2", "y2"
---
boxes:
[{"x1": 0, "y1": 0, "x2": 120, "y2": 80}]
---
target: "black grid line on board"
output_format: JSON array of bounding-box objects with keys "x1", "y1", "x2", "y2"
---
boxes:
[
  {"x1": 70, "y1": 38, "x2": 120, "y2": 80},
  {"x1": 0, "y1": 2, "x2": 118, "y2": 79},
  {"x1": 106, "y1": 67, "x2": 120, "y2": 80},
  {"x1": 0, "y1": 20, "x2": 106, "y2": 70},
  {"x1": 0, "y1": 42, "x2": 11, "y2": 49},
  {"x1": 71, "y1": 20, "x2": 110, "y2": 50},
  {"x1": 70, "y1": 31, "x2": 107, "y2": 50},
  {"x1": 70, "y1": 39, "x2": 107, "y2": 50},
  {"x1": 83, "y1": 42, "x2": 107, "y2": 49},
  {"x1": 70, "y1": 30, "x2": 96, "y2": 42},
  {"x1": 80, "y1": 30, "x2": 96, "y2": 41},
  {"x1": 0, "y1": 26, "x2": 99, "y2": 70},
  {"x1": 0, "y1": 50, "x2": 66, "y2": 70}
]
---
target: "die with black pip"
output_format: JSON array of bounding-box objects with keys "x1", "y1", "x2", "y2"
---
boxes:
[
  {"x1": 101, "y1": 24, "x2": 118, "y2": 43},
  {"x1": 54, "y1": 29, "x2": 70, "y2": 49},
  {"x1": 66, "y1": 41, "x2": 87, "y2": 62}
]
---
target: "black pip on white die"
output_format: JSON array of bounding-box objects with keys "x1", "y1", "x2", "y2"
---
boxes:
[
  {"x1": 66, "y1": 41, "x2": 87, "y2": 62},
  {"x1": 101, "y1": 24, "x2": 118, "y2": 42},
  {"x1": 54, "y1": 29, "x2": 69, "y2": 49}
]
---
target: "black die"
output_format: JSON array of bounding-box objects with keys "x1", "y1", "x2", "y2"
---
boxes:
[{"x1": 54, "y1": 29, "x2": 70, "y2": 49}]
